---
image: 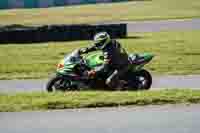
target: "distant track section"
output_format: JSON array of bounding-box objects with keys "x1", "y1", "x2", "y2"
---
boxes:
[{"x1": 126, "y1": 19, "x2": 200, "y2": 33}]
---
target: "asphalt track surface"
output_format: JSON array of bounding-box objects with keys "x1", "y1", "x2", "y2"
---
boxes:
[
  {"x1": 1, "y1": 104, "x2": 200, "y2": 133},
  {"x1": 0, "y1": 75, "x2": 200, "y2": 93}
]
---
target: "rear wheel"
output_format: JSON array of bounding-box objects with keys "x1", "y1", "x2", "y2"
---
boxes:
[
  {"x1": 127, "y1": 69, "x2": 152, "y2": 90},
  {"x1": 46, "y1": 75, "x2": 73, "y2": 92}
]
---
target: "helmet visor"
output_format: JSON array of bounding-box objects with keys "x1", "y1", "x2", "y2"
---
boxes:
[{"x1": 95, "y1": 39, "x2": 107, "y2": 48}]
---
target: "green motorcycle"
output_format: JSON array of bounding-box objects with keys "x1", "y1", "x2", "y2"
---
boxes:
[{"x1": 46, "y1": 49, "x2": 154, "y2": 92}]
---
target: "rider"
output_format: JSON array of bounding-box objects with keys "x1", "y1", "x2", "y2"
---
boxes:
[{"x1": 79, "y1": 32, "x2": 129, "y2": 88}]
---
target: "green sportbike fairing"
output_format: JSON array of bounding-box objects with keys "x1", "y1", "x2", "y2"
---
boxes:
[{"x1": 46, "y1": 49, "x2": 154, "y2": 92}]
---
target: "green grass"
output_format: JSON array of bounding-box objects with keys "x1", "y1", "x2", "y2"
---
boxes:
[
  {"x1": 0, "y1": 0, "x2": 200, "y2": 25},
  {"x1": 1, "y1": 30, "x2": 200, "y2": 79},
  {"x1": 0, "y1": 89, "x2": 200, "y2": 112}
]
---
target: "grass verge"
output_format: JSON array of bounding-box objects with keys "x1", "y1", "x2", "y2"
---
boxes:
[
  {"x1": 1, "y1": 30, "x2": 200, "y2": 79},
  {"x1": 0, "y1": 0, "x2": 200, "y2": 25},
  {"x1": 0, "y1": 89, "x2": 200, "y2": 112}
]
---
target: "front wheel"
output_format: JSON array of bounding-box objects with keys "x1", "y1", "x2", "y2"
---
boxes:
[
  {"x1": 46, "y1": 75, "x2": 73, "y2": 92},
  {"x1": 126, "y1": 69, "x2": 152, "y2": 90}
]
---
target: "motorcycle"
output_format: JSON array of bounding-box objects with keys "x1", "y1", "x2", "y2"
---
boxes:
[{"x1": 46, "y1": 49, "x2": 154, "y2": 92}]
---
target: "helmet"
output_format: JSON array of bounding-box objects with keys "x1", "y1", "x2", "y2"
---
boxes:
[{"x1": 94, "y1": 32, "x2": 111, "y2": 49}]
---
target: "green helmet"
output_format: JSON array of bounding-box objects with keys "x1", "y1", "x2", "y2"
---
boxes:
[{"x1": 94, "y1": 32, "x2": 111, "y2": 49}]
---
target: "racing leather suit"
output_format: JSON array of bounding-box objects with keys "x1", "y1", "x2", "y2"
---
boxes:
[{"x1": 80, "y1": 40, "x2": 129, "y2": 88}]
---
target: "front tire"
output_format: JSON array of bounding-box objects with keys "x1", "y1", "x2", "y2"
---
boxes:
[{"x1": 46, "y1": 75, "x2": 72, "y2": 92}]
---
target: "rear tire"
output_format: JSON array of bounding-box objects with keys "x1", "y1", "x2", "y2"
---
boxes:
[{"x1": 127, "y1": 69, "x2": 152, "y2": 90}]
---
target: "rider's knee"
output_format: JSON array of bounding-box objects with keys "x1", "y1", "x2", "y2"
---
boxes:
[{"x1": 106, "y1": 78, "x2": 112, "y2": 86}]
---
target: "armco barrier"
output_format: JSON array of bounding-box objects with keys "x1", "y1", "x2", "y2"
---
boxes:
[{"x1": 0, "y1": 24, "x2": 127, "y2": 44}]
